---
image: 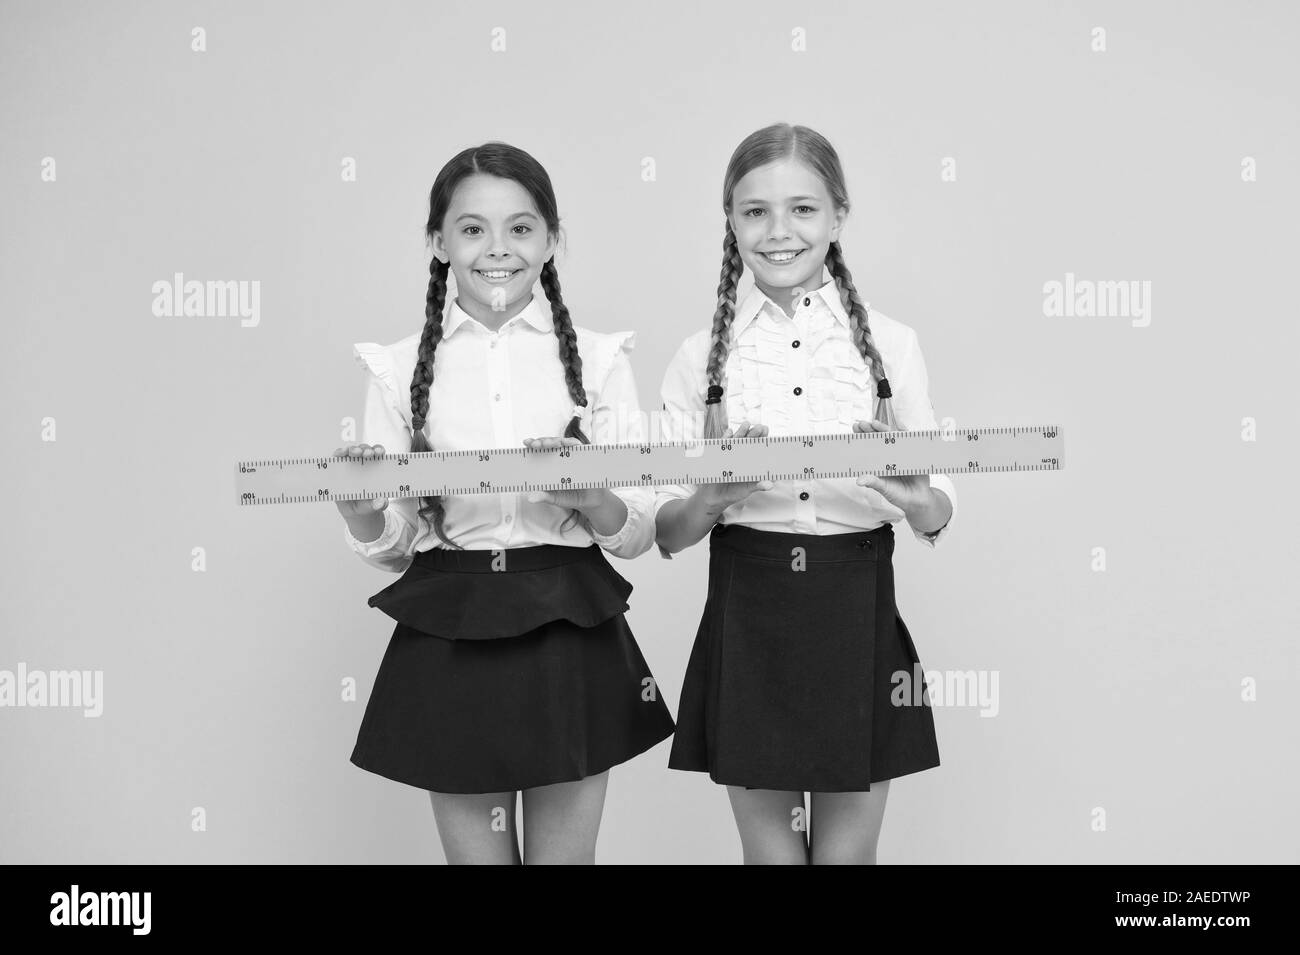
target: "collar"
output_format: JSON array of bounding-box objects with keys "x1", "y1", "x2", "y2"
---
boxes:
[
  {"x1": 442, "y1": 293, "x2": 554, "y2": 340},
  {"x1": 730, "y1": 274, "x2": 851, "y2": 339}
]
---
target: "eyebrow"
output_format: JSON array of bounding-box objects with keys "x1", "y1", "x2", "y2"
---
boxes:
[
  {"x1": 735, "y1": 195, "x2": 822, "y2": 206},
  {"x1": 453, "y1": 211, "x2": 540, "y2": 223}
]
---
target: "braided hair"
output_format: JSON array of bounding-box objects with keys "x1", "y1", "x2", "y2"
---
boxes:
[
  {"x1": 408, "y1": 256, "x2": 453, "y2": 546},
  {"x1": 410, "y1": 143, "x2": 590, "y2": 548},
  {"x1": 702, "y1": 221, "x2": 745, "y2": 439}
]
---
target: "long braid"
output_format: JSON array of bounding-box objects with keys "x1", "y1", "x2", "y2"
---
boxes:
[
  {"x1": 539, "y1": 259, "x2": 589, "y2": 443},
  {"x1": 407, "y1": 257, "x2": 461, "y2": 549},
  {"x1": 825, "y1": 240, "x2": 896, "y2": 422},
  {"x1": 702, "y1": 222, "x2": 744, "y2": 439},
  {"x1": 538, "y1": 258, "x2": 590, "y2": 534}
]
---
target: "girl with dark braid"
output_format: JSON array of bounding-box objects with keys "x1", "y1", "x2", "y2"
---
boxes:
[
  {"x1": 654, "y1": 123, "x2": 957, "y2": 864},
  {"x1": 334, "y1": 142, "x2": 673, "y2": 864}
]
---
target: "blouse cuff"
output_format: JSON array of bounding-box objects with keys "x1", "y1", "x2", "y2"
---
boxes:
[
  {"x1": 652, "y1": 489, "x2": 693, "y2": 560},
  {"x1": 588, "y1": 489, "x2": 652, "y2": 559},
  {"x1": 911, "y1": 477, "x2": 956, "y2": 548},
  {"x1": 344, "y1": 505, "x2": 405, "y2": 557}
]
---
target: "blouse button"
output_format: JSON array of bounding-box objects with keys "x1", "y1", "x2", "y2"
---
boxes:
[
  {"x1": 504, "y1": 514, "x2": 513, "y2": 523},
  {"x1": 793, "y1": 386, "x2": 803, "y2": 396},
  {"x1": 494, "y1": 393, "x2": 502, "y2": 401},
  {"x1": 791, "y1": 339, "x2": 801, "y2": 348},
  {"x1": 798, "y1": 491, "x2": 810, "y2": 501},
  {"x1": 803, "y1": 297, "x2": 811, "y2": 306}
]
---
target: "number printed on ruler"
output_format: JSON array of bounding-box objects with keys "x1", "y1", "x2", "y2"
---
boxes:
[{"x1": 235, "y1": 425, "x2": 1063, "y2": 507}]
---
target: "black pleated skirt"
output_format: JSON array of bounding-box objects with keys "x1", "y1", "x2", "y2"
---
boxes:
[
  {"x1": 350, "y1": 543, "x2": 675, "y2": 794},
  {"x1": 667, "y1": 522, "x2": 941, "y2": 793}
]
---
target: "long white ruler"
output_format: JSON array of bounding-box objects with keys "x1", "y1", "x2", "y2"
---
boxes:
[{"x1": 234, "y1": 425, "x2": 1062, "y2": 506}]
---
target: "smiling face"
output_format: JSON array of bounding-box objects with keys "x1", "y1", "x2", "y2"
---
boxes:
[
  {"x1": 431, "y1": 173, "x2": 557, "y2": 328},
  {"x1": 729, "y1": 158, "x2": 846, "y2": 312}
]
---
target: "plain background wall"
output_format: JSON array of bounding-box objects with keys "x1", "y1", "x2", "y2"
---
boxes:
[{"x1": 2, "y1": 0, "x2": 1297, "y2": 863}]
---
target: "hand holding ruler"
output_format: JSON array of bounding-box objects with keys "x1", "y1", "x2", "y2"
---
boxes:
[{"x1": 234, "y1": 425, "x2": 1063, "y2": 506}]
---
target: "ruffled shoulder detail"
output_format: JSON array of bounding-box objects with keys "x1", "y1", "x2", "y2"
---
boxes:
[
  {"x1": 353, "y1": 334, "x2": 423, "y2": 427},
  {"x1": 352, "y1": 341, "x2": 392, "y2": 383},
  {"x1": 575, "y1": 326, "x2": 636, "y2": 383},
  {"x1": 384, "y1": 331, "x2": 424, "y2": 394},
  {"x1": 572, "y1": 326, "x2": 637, "y2": 427}
]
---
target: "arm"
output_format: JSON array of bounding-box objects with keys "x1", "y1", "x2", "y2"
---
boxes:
[
  {"x1": 906, "y1": 486, "x2": 953, "y2": 539},
  {"x1": 893, "y1": 328, "x2": 958, "y2": 547},
  {"x1": 655, "y1": 490, "x2": 733, "y2": 556},
  {"x1": 651, "y1": 339, "x2": 773, "y2": 557},
  {"x1": 342, "y1": 359, "x2": 422, "y2": 573},
  {"x1": 584, "y1": 345, "x2": 656, "y2": 559},
  {"x1": 652, "y1": 340, "x2": 707, "y2": 558}
]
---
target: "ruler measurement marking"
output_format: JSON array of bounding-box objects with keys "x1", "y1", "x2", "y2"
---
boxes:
[{"x1": 235, "y1": 426, "x2": 1063, "y2": 506}]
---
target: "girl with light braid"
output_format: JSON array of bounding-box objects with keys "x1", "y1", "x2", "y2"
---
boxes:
[
  {"x1": 655, "y1": 123, "x2": 957, "y2": 864},
  {"x1": 334, "y1": 142, "x2": 673, "y2": 864}
]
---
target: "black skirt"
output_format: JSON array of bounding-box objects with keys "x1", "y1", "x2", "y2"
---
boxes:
[
  {"x1": 350, "y1": 543, "x2": 675, "y2": 794},
  {"x1": 667, "y1": 522, "x2": 940, "y2": 793}
]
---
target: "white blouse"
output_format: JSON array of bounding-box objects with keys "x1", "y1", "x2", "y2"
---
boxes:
[
  {"x1": 655, "y1": 277, "x2": 957, "y2": 555},
  {"x1": 343, "y1": 293, "x2": 655, "y2": 573}
]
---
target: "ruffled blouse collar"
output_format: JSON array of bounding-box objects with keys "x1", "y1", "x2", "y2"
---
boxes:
[{"x1": 731, "y1": 276, "x2": 858, "y2": 339}]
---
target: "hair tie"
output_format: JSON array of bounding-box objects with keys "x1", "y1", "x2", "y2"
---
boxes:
[
  {"x1": 875, "y1": 378, "x2": 892, "y2": 400},
  {"x1": 705, "y1": 385, "x2": 724, "y2": 405}
]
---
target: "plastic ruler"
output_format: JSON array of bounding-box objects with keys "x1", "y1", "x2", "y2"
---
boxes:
[{"x1": 234, "y1": 425, "x2": 1063, "y2": 506}]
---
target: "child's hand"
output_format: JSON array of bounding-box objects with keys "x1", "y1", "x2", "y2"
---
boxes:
[
  {"x1": 853, "y1": 419, "x2": 932, "y2": 514},
  {"x1": 694, "y1": 421, "x2": 775, "y2": 513},
  {"x1": 522, "y1": 436, "x2": 607, "y2": 511},
  {"x1": 332, "y1": 443, "x2": 391, "y2": 518}
]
